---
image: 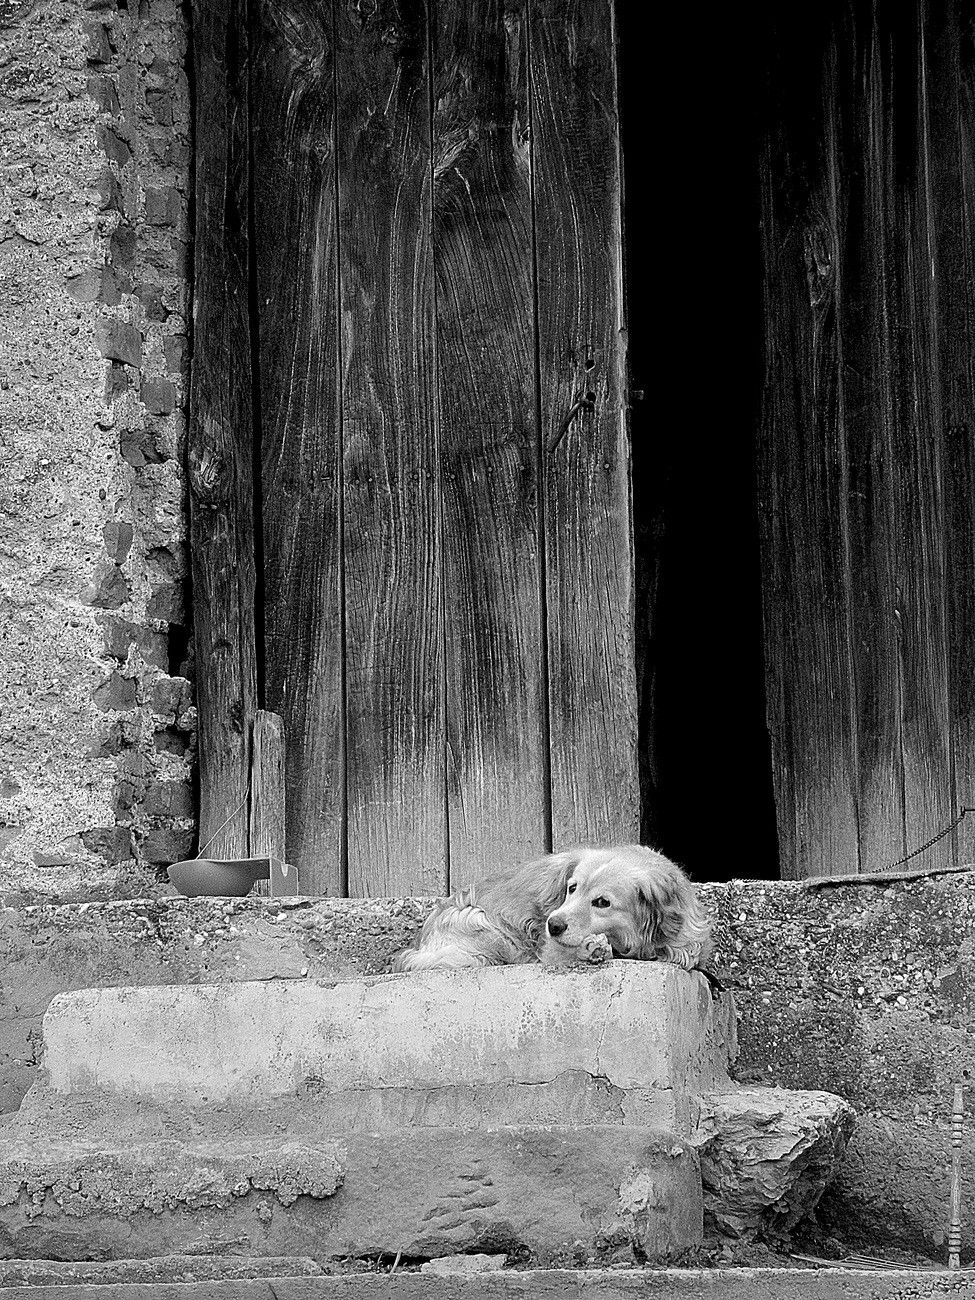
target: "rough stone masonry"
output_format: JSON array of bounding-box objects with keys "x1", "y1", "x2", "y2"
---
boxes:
[{"x1": 0, "y1": 0, "x2": 195, "y2": 902}]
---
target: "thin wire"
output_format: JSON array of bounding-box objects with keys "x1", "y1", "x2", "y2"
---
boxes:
[
  {"x1": 883, "y1": 806, "x2": 975, "y2": 872},
  {"x1": 194, "y1": 790, "x2": 972, "y2": 879},
  {"x1": 193, "y1": 786, "x2": 298, "y2": 886},
  {"x1": 195, "y1": 791, "x2": 250, "y2": 861}
]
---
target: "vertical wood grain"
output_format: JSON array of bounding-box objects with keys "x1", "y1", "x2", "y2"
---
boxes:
[
  {"x1": 829, "y1": 3, "x2": 953, "y2": 871},
  {"x1": 929, "y1": 0, "x2": 975, "y2": 862},
  {"x1": 337, "y1": 0, "x2": 445, "y2": 897},
  {"x1": 249, "y1": 709, "x2": 295, "y2": 895},
  {"x1": 894, "y1": 6, "x2": 953, "y2": 868},
  {"x1": 758, "y1": 37, "x2": 860, "y2": 878},
  {"x1": 433, "y1": 0, "x2": 547, "y2": 886},
  {"x1": 760, "y1": 0, "x2": 969, "y2": 877},
  {"x1": 252, "y1": 0, "x2": 344, "y2": 892},
  {"x1": 833, "y1": 13, "x2": 905, "y2": 873},
  {"x1": 188, "y1": 0, "x2": 258, "y2": 859},
  {"x1": 531, "y1": 0, "x2": 639, "y2": 849},
  {"x1": 218, "y1": 0, "x2": 639, "y2": 890}
]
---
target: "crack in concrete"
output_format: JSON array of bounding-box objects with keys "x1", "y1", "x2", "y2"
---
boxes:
[
  {"x1": 323, "y1": 1070, "x2": 621, "y2": 1094},
  {"x1": 595, "y1": 982, "x2": 626, "y2": 1076}
]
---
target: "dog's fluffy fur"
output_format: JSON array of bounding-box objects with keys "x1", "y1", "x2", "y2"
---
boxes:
[{"x1": 392, "y1": 844, "x2": 712, "y2": 973}]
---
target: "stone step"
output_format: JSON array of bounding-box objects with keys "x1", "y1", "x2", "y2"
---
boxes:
[
  {"x1": 0, "y1": 1256, "x2": 324, "y2": 1287},
  {"x1": 0, "y1": 962, "x2": 856, "y2": 1268},
  {"x1": 2, "y1": 1268, "x2": 973, "y2": 1300},
  {"x1": 0, "y1": 1127, "x2": 702, "y2": 1264},
  {"x1": 20, "y1": 965, "x2": 732, "y2": 1139},
  {"x1": 0, "y1": 965, "x2": 729, "y2": 1263}
]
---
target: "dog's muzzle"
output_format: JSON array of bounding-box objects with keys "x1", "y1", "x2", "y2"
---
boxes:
[{"x1": 546, "y1": 916, "x2": 567, "y2": 938}]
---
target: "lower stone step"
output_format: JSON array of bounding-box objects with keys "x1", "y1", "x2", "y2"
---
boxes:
[
  {"x1": 0, "y1": 1254, "x2": 323, "y2": 1287},
  {"x1": 2, "y1": 965, "x2": 855, "y2": 1264},
  {"x1": 0, "y1": 1126, "x2": 702, "y2": 1264},
  {"x1": 1, "y1": 1266, "x2": 973, "y2": 1300}
]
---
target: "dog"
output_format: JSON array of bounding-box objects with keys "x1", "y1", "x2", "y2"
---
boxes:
[{"x1": 392, "y1": 844, "x2": 712, "y2": 973}]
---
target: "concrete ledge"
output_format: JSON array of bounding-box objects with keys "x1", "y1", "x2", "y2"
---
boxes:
[
  {"x1": 10, "y1": 1073, "x2": 695, "y2": 1142},
  {"x1": 28, "y1": 966, "x2": 731, "y2": 1137},
  {"x1": 0, "y1": 1128, "x2": 702, "y2": 1264},
  {"x1": 1, "y1": 1268, "x2": 974, "y2": 1300},
  {"x1": 0, "y1": 1256, "x2": 324, "y2": 1286},
  {"x1": 0, "y1": 896, "x2": 434, "y2": 1116}
]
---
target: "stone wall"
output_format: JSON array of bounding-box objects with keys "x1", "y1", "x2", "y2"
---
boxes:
[
  {"x1": 1, "y1": 873, "x2": 972, "y2": 1260},
  {"x1": 0, "y1": 0, "x2": 194, "y2": 903},
  {"x1": 699, "y1": 872, "x2": 974, "y2": 1259}
]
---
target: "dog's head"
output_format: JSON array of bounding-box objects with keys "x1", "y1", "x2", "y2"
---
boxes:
[{"x1": 542, "y1": 845, "x2": 709, "y2": 962}]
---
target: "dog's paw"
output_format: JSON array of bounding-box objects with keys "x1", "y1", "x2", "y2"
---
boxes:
[{"x1": 580, "y1": 933, "x2": 613, "y2": 964}]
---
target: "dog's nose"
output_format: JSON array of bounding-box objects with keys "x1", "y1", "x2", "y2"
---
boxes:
[{"x1": 547, "y1": 916, "x2": 566, "y2": 937}]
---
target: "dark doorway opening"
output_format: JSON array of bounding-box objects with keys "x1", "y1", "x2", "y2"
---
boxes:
[{"x1": 620, "y1": 3, "x2": 780, "y2": 881}]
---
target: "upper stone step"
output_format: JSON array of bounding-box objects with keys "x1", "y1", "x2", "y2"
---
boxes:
[{"x1": 24, "y1": 964, "x2": 733, "y2": 1139}]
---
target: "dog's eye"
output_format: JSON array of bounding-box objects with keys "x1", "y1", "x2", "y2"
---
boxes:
[
  {"x1": 592, "y1": 896, "x2": 611, "y2": 909},
  {"x1": 567, "y1": 882, "x2": 577, "y2": 894}
]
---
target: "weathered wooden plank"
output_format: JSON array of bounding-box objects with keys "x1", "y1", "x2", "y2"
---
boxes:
[
  {"x1": 928, "y1": 0, "x2": 975, "y2": 864},
  {"x1": 336, "y1": 0, "x2": 444, "y2": 897},
  {"x1": 891, "y1": 4, "x2": 953, "y2": 869},
  {"x1": 253, "y1": 0, "x2": 344, "y2": 893},
  {"x1": 829, "y1": 14, "x2": 910, "y2": 875},
  {"x1": 759, "y1": 1, "x2": 968, "y2": 876},
  {"x1": 835, "y1": 3, "x2": 956, "y2": 871},
  {"x1": 841, "y1": 32, "x2": 910, "y2": 872},
  {"x1": 187, "y1": 0, "x2": 258, "y2": 860},
  {"x1": 249, "y1": 710, "x2": 296, "y2": 896},
  {"x1": 531, "y1": 0, "x2": 638, "y2": 849},
  {"x1": 758, "y1": 30, "x2": 860, "y2": 878},
  {"x1": 432, "y1": 0, "x2": 546, "y2": 886},
  {"x1": 834, "y1": 13, "x2": 907, "y2": 873},
  {"x1": 760, "y1": 7, "x2": 915, "y2": 875}
]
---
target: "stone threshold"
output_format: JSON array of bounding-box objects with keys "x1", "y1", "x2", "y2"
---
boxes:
[{"x1": 1, "y1": 1264, "x2": 974, "y2": 1299}]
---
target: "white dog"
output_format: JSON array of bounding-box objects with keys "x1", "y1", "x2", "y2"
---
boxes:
[{"x1": 393, "y1": 844, "x2": 712, "y2": 972}]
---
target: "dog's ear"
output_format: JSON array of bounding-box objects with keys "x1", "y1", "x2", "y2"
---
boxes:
[
  {"x1": 632, "y1": 872, "x2": 687, "y2": 960},
  {"x1": 633, "y1": 863, "x2": 711, "y2": 965},
  {"x1": 533, "y1": 851, "x2": 580, "y2": 915},
  {"x1": 632, "y1": 881, "x2": 662, "y2": 960},
  {"x1": 493, "y1": 849, "x2": 580, "y2": 942}
]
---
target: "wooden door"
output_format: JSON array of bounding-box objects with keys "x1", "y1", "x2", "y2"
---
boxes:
[
  {"x1": 189, "y1": 0, "x2": 638, "y2": 896},
  {"x1": 759, "y1": 0, "x2": 975, "y2": 877}
]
